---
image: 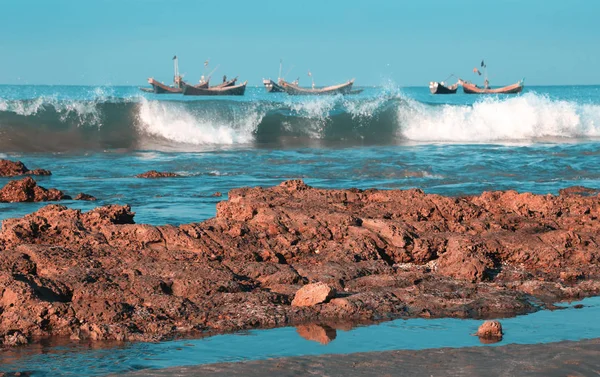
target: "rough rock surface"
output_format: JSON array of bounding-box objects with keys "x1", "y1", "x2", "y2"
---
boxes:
[
  {"x1": 292, "y1": 283, "x2": 336, "y2": 307},
  {"x1": 0, "y1": 180, "x2": 599, "y2": 346},
  {"x1": 0, "y1": 160, "x2": 51, "y2": 177},
  {"x1": 0, "y1": 177, "x2": 70, "y2": 203},
  {"x1": 476, "y1": 320, "x2": 503, "y2": 343},
  {"x1": 74, "y1": 193, "x2": 97, "y2": 201},
  {"x1": 136, "y1": 170, "x2": 180, "y2": 178}
]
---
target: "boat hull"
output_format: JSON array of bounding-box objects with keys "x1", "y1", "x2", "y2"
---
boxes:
[
  {"x1": 280, "y1": 79, "x2": 354, "y2": 95},
  {"x1": 459, "y1": 79, "x2": 524, "y2": 94},
  {"x1": 263, "y1": 79, "x2": 285, "y2": 93},
  {"x1": 182, "y1": 81, "x2": 247, "y2": 96},
  {"x1": 429, "y1": 81, "x2": 458, "y2": 94},
  {"x1": 146, "y1": 78, "x2": 182, "y2": 94}
]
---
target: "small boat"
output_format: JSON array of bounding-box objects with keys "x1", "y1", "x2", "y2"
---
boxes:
[
  {"x1": 143, "y1": 56, "x2": 184, "y2": 94},
  {"x1": 182, "y1": 81, "x2": 247, "y2": 96},
  {"x1": 429, "y1": 81, "x2": 458, "y2": 94},
  {"x1": 280, "y1": 79, "x2": 355, "y2": 95},
  {"x1": 458, "y1": 79, "x2": 524, "y2": 94},
  {"x1": 212, "y1": 77, "x2": 238, "y2": 89},
  {"x1": 263, "y1": 79, "x2": 285, "y2": 93},
  {"x1": 146, "y1": 77, "x2": 183, "y2": 94}
]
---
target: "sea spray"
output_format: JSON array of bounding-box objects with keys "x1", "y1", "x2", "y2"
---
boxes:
[{"x1": 398, "y1": 92, "x2": 600, "y2": 141}]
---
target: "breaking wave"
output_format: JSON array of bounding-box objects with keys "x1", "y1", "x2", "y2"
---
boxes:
[{"x1": 0, "y1": 89, "x2": 599, "y2": 151}]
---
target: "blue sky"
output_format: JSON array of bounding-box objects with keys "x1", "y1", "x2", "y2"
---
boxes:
[{"x1": 0, "y1": 0, "x2": 598, "y2": 86}]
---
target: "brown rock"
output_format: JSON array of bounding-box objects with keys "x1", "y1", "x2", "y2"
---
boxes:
[
  {"x1": 0, "y1": 177, "x2": 70, "y2": 203},
  {"x1": 295, "y1": 324, "x2": 337, "y2": 344},
  {"x1": 476, "y1": 320, "x2": 503, "y2": 343},
  {"x1": 212, "y1": 192, "x2": 223, "y2": 197},
  {"x1": 136, "y1": 170, "x2": 180, "y2": 178},
  {"x1": 559, "y1": 186, "x2": 599, "y2": 197},
  {"x1": 0, "y1": 159, "x2": 51, "y2": 177},
  {"x1": 292, "y1": 283, "x2": 336, "y2": 307},
  {"x1": 74, "y1": 193, "x2": 97, "y2": 201},
  {"x1": 0, "y1": 180, "x2": 599, "y2": 346}
]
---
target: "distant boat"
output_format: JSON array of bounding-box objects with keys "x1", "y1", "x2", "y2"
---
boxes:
[
  {"x1": 142, "y1": 56, "x2": 184, "y2": 94},
  {"x1": 182, "y1": 81, "x2": 247, "y2": 96},
  {"x1": 280, "y1": 79, "x2": 355, "y2": 95},
  {"x1": 459, "y1": 60, "x2": 524, "y2": 94},
  {"x1": 429, "y1": 81, "x2": 458, "y2": 94},
  {"x1": 212, "y1": 77, "x2": 238, "y2": 89},
  {"x1": 263, "y1": 79, "x2": 285, "y2": 93},
  {"x1": 179, "y1": 80, "x2": 209, "y2": 90},
  {"x1": 458, "y1": 79, "x2": 524, "y2": 94}
]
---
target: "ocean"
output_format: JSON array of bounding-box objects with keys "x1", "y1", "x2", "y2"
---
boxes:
[
  {"x1": 1, "y1": 84, "x2": 599, "y2": 224},
  {"x1": 1, "y1": 84, "x2": 600, "y2": 375}
]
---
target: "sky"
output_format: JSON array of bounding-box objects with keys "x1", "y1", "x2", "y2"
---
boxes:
[{"x1": 0, "y1": 0, "x2": 598, "y2": 86}]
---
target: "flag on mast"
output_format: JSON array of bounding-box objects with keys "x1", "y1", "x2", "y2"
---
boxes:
[
  {"x1": 481, "y1": 60, "x2": 486, "y2": 68},
  {"x1": 204, "y1": 60, "x2": 209, "y2": 67},
  {"x1": 307, "y1": 71, "x2": 312, "y2": 77},
  {"x1": 173, "y1": 55, "x2": 177, "y2": 60}
]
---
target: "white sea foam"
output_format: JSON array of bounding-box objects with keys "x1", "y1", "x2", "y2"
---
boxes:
[
  {"x1": 398, "y1": 93, "x2": 600, "y2": 142},
  {"x1": 135, "y1": 98, "x2": 261, "y2": 145}
]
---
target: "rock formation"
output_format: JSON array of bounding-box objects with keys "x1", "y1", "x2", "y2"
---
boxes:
[
  {"x1": 0, "y1": 159, "x2": 51, "y2": 177},
  {"x1": 0, "y1": 180, "x2": 599, "y2": 346}
]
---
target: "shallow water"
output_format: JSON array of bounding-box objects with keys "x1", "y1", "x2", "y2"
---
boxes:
[{"x1": 0, "y1": 297, "x2": 597, "y2": 376}]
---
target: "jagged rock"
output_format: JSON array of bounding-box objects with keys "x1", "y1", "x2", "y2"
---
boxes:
[
  {"x1": 136, "y1": 170, "x2": 180, "y2": 178},
  {"x1": 0, "y1": 159, "x2": 51, "y2": 177},
  {"x1": 74, "y1": 193, "x2": 97, "y2": 201},
  {"x1": 0, "y1": 180, "x2": 599, "y2": 345},
  {"x1": 0, "y1": 177, "x2": 69, "y2": 203}
]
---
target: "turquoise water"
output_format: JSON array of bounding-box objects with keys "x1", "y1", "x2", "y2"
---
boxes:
[
  {"x1": 0, "y1": 298, "x2": 596, "y2": 376},
  {"x1": 1, "y1": 84, "x2": 600, "y2": 375}
]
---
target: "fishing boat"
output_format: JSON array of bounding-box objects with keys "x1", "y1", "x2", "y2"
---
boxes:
[
  {"x1": 458, "y1": 79, "x2": 524, "y2": 94},
  {"x1": 179, "y1": 79, "x2": 209, "y2": 90},
  {"x1": 280, "y1": 79, "x2": 355, "y2": 95},
  {"x1": 429, "y1": 81, "x2": 458, "y2": 94},
  {"x1": 263, "y1": 79, "x2": 285, "y2": 93},
  {"x1": 142, "y1": 56, "x2": 184, "y2": 94},
  {"x1": 212, "y1": 76, "x2": 238, "y2": 89},
  {"x1": 182, "y1": 81, "x2": 247, "y2": 96},
  {"x1": 459, "y1": 60, "x2": 524, "y2": 94}
]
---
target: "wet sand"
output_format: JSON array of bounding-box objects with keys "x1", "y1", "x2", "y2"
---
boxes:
[{"x1": 119, "y1": 338, "x2": 600, "y2": 377}]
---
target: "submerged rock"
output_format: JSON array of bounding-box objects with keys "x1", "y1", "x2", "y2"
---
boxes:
[
  {"x1": 0, "y1": 180, "x2": 600, "y2": 345},
  {"x1": 476, "y1": 320, "x2": 503, "y2": 343},
  {"x1": 136, "y1": 170, "x2": 180, "y2": 178},
  {"x1": 0, "y1": 159, "x2": 52, "y2": 177},
  {"x1": 74, "y1": 193, "x2": 97, "y2": 201},
  {"x1": 0, "y1": 177, "x2": 69, "y2": 203}
]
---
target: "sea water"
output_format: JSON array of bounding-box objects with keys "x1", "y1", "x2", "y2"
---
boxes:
[
  {"x1": 1, "y1": 84, "x2": 600, "y2": 375},
  {"x1": 0, "y1": 84, "x2": 599, "y2": 224}
]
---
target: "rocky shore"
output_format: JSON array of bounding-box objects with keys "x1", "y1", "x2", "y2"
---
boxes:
[{"x1": 0, "y1": 179, "x2": 599, "y2": 346}]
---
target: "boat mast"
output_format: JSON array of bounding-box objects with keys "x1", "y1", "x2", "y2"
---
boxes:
[{"x1": 278, "y1": 59, "x2": 283, "y2": 81}]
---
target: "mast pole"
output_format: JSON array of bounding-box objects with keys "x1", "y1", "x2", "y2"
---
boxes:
[{"x1": 278, "y1": 59, "x2": 282, "y2": 81}]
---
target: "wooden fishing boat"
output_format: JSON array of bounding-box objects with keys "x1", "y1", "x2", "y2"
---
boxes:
[
  {"x1": 212, "y1": 77, "x2": 238, "y2": 89},
  {"x1": 459, "y1": 79, "x2": 524, "y2": 94},
  {"x1": 429, "y1": 81, "x2": 458, "y2": 94},
  {"x1": 146, "y1": 77, "x2": 183, "y2": 94},
  {"x1": 142, "y1": 56, "x2": 184, "y2": 94},
  {"x1": 280, "y1": 79, "x2": 355, "y2": 95},
  {"x1": 182, "y1": 81, "x2": 247, "y2": 96},
  {"x1": 179, "y1": 80, "x2": 209, "y2": 90},
  {"x1": 263, "y1": 79, "x2": 285, "y2": 93}
]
